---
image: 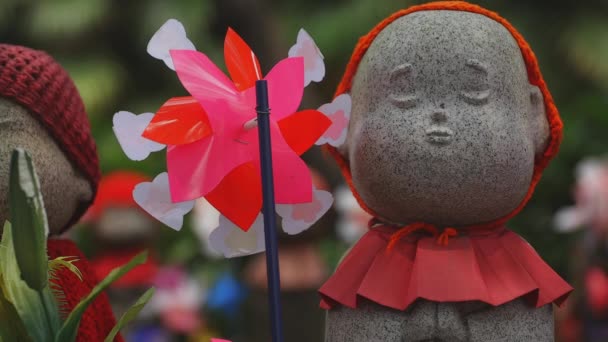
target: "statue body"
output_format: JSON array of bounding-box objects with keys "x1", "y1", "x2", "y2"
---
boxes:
[{"x1": 321, "y1": 5, "x2": 570, "y2": 341}]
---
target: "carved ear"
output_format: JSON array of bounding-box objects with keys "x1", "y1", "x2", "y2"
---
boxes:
[
  {"x1": 529, "y1": 85, "x2": 550, "y2": 157},
  {"x1": 75, "y1": 172, "x2": 94, "y2": 204}
]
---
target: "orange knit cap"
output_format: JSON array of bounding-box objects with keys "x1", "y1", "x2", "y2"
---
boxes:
[{"x1": 325, "y1": 1, "x2": 563, "y2": 228}]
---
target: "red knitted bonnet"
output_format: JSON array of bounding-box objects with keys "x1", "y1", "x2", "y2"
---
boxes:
[
  {"x1": 0, "y1": 44, "x2": 100, "y2": 230},
  {"x1": 325, "y1": 1, "x2": 563, "y2": 228}
]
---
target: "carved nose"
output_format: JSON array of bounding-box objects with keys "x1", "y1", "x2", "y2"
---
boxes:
[{"x1": 431, "y1": 110, "x2": 447, "y2": 123}]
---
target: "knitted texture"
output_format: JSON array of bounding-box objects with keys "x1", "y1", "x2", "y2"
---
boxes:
[
  {"x1": 47, "y1": 239, "x2": 124, "y2": 342},
  {"x1": 325, "y1": 1, "x2": 563, "y2": 229},
  {"x1": 0, "y1": 44, "x2": 100, "y2": 230}
]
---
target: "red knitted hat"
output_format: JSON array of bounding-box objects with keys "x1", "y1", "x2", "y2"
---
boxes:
[{"x1": 0, "y1": 44, "x2": 100, "y2": 230}]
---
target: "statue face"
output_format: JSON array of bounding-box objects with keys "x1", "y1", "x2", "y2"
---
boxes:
[
  {"x1": 0, "y1": 98, "x2": 92, "y2": 234},
  {"x1": 344, "y1": 10, "x2": 549, "y2": 226}
]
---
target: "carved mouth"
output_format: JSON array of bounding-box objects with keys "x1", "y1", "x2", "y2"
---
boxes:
[{"x1": 425, "y1": 126, "x2": 454, "y2": 145}]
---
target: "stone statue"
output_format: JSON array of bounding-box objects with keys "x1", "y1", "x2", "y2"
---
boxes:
[
  {"x1": 0, "y1": 44, "x2": 122, "y2": 341},
  {"x1": 319, "y1": 2, "x2": 572, "y2": 341}
]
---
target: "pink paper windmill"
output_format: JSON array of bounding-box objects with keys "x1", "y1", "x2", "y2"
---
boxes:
[{"x1": 143, "y1": 28, "x2": 331, "y2": 231}]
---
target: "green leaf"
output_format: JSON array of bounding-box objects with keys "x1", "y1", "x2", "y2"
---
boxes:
[
  {"x1": 0, "y1": 222, "x2": 60, "y2": 342},
  {"x1": 104, "y1": 288, "x2": 155, "y2": 342},
  {"x1": 55, "y1": 251, "x2": 148, "y2": 342},
  {"x1": 0, "y1": 272, "x2": 33, "y2": 342},
  {"x1": 49, "y1": 257, "x2": 82, "y2": 282},
  {"x1": 8, "y1": 149, "x2": 49, "y2": 291}
]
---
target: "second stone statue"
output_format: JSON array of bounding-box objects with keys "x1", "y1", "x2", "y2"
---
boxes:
[{"x1": 318, "y1": 2, "x2": 572, "y2": 341}]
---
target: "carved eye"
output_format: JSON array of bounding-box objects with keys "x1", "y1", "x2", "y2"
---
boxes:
[
  {"x1": 388, "y1": 63, "x2": 417, "y2": 109},
  {"x1": 460, "y1": 59, "x2": 490, "y2": 105}
]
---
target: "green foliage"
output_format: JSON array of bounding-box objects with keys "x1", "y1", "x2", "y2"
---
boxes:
[
  {"x1": 1, "y1": 220, "x2": 153, "y2": 342},
  {"x1": 8, "y1": 149, "x2": 50, "y2": 292},
  {"x1": 562, "y1": 14, "x2": 608, "y2": 91},
  {"x1": 55, "y1": 251, "x2": 148, "y2": 342},
  {"x1": 2, "y1": 148, "x2": 154, "y2": 341},
  {"x1": 0, "y1": 272, "x2": 32, "y2": 342},
  {"x1": 48, "y1": 257, "x2": 82, "y2": 283},
  {"x1": 104, "y1": 288, "x2": 156, "y2": 342},
  {"x1": 26, "y1": 0, "x2": 108, "y2": 41},
  {"x1": 0, "y1": 222, "x2": 60, "y2": 342}
]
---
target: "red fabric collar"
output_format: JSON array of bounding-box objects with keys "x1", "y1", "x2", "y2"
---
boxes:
[{"x1": 320, "y1": 225, "x2": 572, "y2": 311}]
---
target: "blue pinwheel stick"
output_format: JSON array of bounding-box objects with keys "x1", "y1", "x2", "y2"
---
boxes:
[{"x1": 255, "y1": 79, "x2": 285, "y2": 342}]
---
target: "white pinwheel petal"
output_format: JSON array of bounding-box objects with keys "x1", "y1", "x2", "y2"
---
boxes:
[
  {"x1": 554, "y1": 207, "x2": 588, "y2": 232},
  {"x1": 191, "y1": 198, "x2": 223, "y2": 258},
  {"x1": 334, "y1": 186, "x2": 370, "y2": 244},
  {"x1": 276, "y1": 187, "x2": 333, "y2": 235},
  {"x1": 288, "y1": 28, "x2": 325, "y2": 87},
  {"x1": 208, "y1": 213, "x2": 265, "y2": 258},
  {"x1": 133, "y1": 172, "x2": 195, "y2": 230},
  {"x1": 147, "y1": 19, "x2": 196, "y2": 70},
  {"x1": 315, "y1": 93, "x2": 351, "y2": 147},
  {"x1": 112, "y1": 111, "x2": 165, "y2": 161}
]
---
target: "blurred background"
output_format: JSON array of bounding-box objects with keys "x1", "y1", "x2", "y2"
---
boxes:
[{"x1": 0, "y1": 0, "x2": 607, "y2": 341}]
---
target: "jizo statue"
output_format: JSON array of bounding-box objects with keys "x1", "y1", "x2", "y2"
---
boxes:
[
  {"x1": 319, "y1": 2, "x2": 572, "y2": 341},
  {"x1": 0, "y1": 44, "x2": 122, "y2": 341}
]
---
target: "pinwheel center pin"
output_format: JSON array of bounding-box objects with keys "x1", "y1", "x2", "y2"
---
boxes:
[{"x1": 243, "y1": 118, "x2": 258, "y2": 131}]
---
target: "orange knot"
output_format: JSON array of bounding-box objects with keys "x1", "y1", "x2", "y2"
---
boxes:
[
  {"x1": 385, "y1": 223, "x2": 458, "y2": 250},
  {"x1": 437, "y1": 227, "x2": 457, "y2": 246}
]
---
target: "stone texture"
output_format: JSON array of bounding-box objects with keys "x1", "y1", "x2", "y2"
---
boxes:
[
  {"x1": 326, "y1": 299, "x2": 553, "y2": 342},
  {"x1": 327, "y1": 9, "x2": 555, "y2": 342},
  {"x1": 0, "y1": 98, "x2": 93, "y2": 234},
  {"x1": 344, "y1": 10, "x2": 550, "y2": 226}
]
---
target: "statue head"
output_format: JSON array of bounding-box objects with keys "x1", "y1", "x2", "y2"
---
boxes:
[
  {"x1": 331, "y1": 2, "x2": 562, "y2": 227},
  {"x1": 0, "y1": 44, "x2": 99, "y2": 235}
]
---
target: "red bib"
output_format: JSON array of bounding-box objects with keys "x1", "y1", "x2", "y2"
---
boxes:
[{"x1": 319, "y1": 225, "x2": 572, "y2": 311}]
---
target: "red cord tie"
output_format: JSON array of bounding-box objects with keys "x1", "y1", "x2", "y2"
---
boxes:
[
  {"x1": 437, "y1": 227, "x2": 457, "y2": 246},
  {"x1": 385, "y1": 222, "x2": 458, "y2": 250}
]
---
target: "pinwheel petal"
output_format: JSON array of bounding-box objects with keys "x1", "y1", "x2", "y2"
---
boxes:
[
  {"x1": 209, "y1": 213, "x2": 265, "y2": 258},
  {"x1": 133, "y1": 173, "x2": 195, "y2": 230},
  {"x1": 142, "y1": 97, "x2": 212, "y2": 145},
  {"x1": 278, "y1": 109, "x2": 331, "y2": 155},
  {"x1": 170, "y1": 50, "x2": 251, "y2": 127},
  {"x1": 288, "y1": 28, "x2": 325, "y2": 86},
  {"x1": 264, "y1": 57, "x2": 305, "y2": 120},
  {"x1": 554, "y1": 207, "x2": 588, "y2": 232},
  {"x1": 224, "y1": 27, "x2": 262, "y2": 91},
  {"x1": 147, "y1": 19, "x2": 196, "y2": 70},
  {"x1": 113, "y1": 111, "x2": 165, "y2": 161},
  {"x1": 190, "y1": 199, "x2": 223, "y2": 258},
  {"x1": 269, "y1": 124, "x2": 313, "y2": 204},
  {"x1": 166, "y1": 136, "x2": 254, "y2": 202},
  {"x1": 276, "y1": 187, "x2": 333, "y2": 235},
  {"x1": 205, "y1": 162, "x2": 262, "y2": 231},
  {"x1": 316, "y1": 93, "x2": 351, "y2": 147}
]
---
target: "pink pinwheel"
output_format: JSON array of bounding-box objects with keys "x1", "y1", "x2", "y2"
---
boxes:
[{"x1": 143, "y1": 28, "x2": 331, "y2": 230}]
